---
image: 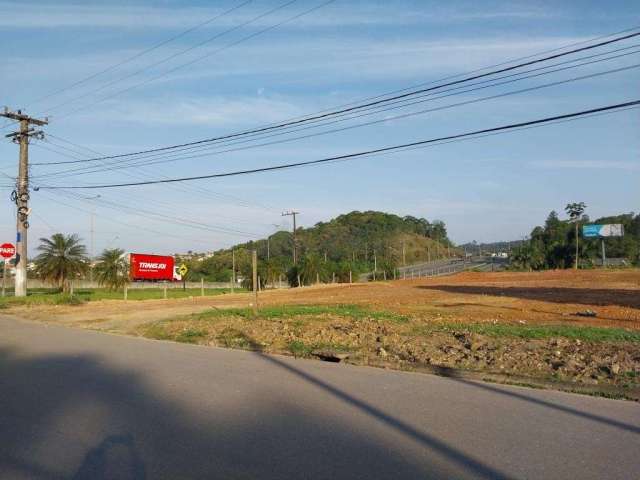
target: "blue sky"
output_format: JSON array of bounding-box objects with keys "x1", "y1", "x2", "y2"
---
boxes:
[{"x1": 0, "y1": 0, "x2": 639, "y2": 255}]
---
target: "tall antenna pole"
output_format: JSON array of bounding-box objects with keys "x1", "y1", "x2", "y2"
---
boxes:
[
  {"x1": 1, "y1": 108, "x2": 48, "y2": 297},
  {"x1": 281, "y1": 210, "x2": 300, "y2": 265}
]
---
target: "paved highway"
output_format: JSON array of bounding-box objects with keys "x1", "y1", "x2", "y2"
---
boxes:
[{"x1": 1, "y1": 316, "x2": 638, "y2": 479}]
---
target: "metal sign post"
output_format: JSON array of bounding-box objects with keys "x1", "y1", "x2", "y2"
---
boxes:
[
  {"x1": 178, "y1": 264, "x2": 189, "y2": 291},
  {"x1": 0, "y1": 243, "x2": 16, "y2": 297},
  {"x1": 2, "y1": 260, "x2": 6, "y2": 297}
]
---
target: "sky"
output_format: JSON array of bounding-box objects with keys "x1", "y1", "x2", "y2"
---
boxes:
[{"x1": 0, "y1": 0, "x2": 639, "y2": 256}]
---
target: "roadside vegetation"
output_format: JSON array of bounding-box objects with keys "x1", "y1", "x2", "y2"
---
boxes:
[
  {"x1": 0, "y1": 287, "x2": 239, "y2": 305},
  {"x1": 130, "y1": 300, "x2": 640, "y2": 398},
  {"x1": 510, "y1": 203, "x2": 640, "y2": 270}
]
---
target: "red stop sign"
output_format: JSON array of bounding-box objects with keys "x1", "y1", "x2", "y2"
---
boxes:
[{"x1": 0, "y1": 243, "x2": 16, "y2": 259}]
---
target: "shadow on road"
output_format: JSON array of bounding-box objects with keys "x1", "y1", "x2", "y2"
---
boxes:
[
  {"x1": 72, "y1": 434, "x2": 146, "y2": 480},
  {"x1": 417, "y1": 285, "x2": 640, "y2": 309},
  {"x1": 426, "y1": 365, "x2": 640, "y2": 435},
  {"x1": 0, "y1": 342, "x2": 506, "y2": 480},
  {"x1": 2, "y1": 326, "x2": 637, "y2": 480},
  {"x1": 244, "y1": 345, "x2": 517, "y2": 480}
]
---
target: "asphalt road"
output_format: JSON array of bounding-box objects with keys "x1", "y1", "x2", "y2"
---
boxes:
[{"x1": 1, "y1": 316, "x2": 638, "y2": 479}]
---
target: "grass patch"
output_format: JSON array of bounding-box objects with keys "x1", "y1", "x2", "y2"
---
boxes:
[
  {"x1": 216, "y1": 328, "x2": 256, "y2": 349},
  {"x1": 54, "y1": 294, "x2": 86, "y2": 306},
  {"x1": 142, "y1": 323, "x2": 171, "y2": 341},
  {"x1": 175, "y1": 328, "x2": 207, "y2": 344},
  {"x1": 416, "y1": 322, "x2": 640, "y2": 343},
  {"x1": 288, "y1": 340, "x2": 313, "y2": 357},
  {"x1": 197, "y1": 304, "x2": 409, "y2": 323}
]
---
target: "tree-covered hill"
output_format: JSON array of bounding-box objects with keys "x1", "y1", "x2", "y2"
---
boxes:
[{"x1": 178, "y1": 211, "x2": 457, "y2": 286}]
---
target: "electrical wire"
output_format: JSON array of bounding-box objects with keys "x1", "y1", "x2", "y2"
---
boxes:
[
  {"x1": 41, "y1": 0, "x2": 295, "y2": 115},
  {"x1": 34, "y1": 61, "x2": 640, "y2": 179},
  {"x1": 28, "y1": 0, "x2": 253, "y2": 108},
  {"x1": 38, "y1": 134, "x2": 281, "y2": 214},
  {"x1": 49, "y1": 0, "x2": 337, "y2": 120},
  {"x1": 40, "y1": 29, "x2": 640, "y2": 162},
  {"x1": 37, "y1": 190, "x2": 230, "y2": 247},
  {"x1": 50, "y1": 189, "x2": 262, "y2": 237},
  {"x1": 34, "y1": 99, "x2": 640, "y2": 189},
  {"x1": 35, "y1": 41, "x2": 640, "y2": 167}
]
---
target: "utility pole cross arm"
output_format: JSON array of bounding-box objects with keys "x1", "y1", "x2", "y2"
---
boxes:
[{"x1": 1, "y1": 108, "x2": 49, "y2": 297}]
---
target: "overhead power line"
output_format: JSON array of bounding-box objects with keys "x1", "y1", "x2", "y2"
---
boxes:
[
  {"x1": 38, "y1": 191, "x2": 232, "y2": 246},
  {"x1": 41, "y1": 0, "x2": 294, "y2": 115},
  {"x1": 49, "y1": 0, "x2": 336, "y2": 120},
  {"x1": 39, "y1": 29, "x2": 640, "y2": 163},
  {"x1": 35, "y1": 100, "x2": 640, "y2": 190},
  {"x1": 37, "y1": 133, "x2": 280, "y2": 213},
  {"x1": 32, "y1": 60, "x2": 640, "y2": 180},
  {"x1": 51, "y1": 189, "x2": 261, "y2": 238},
  {"x1": 27, "y1": 0, "x2": 253, "y2": 108},
  {"x1": 34, "y1": 42, "x2": 640, "y2": 169}
]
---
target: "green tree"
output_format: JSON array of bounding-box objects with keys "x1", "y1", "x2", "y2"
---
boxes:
[
  {"x1": 94, "y1": 248, "x2": 129, "y2": 291},
  {"x1": 299, "y1": 252, "x2": 324, "y2": 285},
  {"x1": 565, "y1": 202, "x2": 587, "y2": 269},
  {"x1": 34, "y1": 233, "x2": 88, "y2": 292}
]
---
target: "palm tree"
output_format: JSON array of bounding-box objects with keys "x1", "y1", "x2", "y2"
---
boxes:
[
  {"x1": 35, "y1": 233, "x2": 89, "y2": 292},
  {"x1": 94, "y1": 248, "x2": 129, "y2": 291},
  {"x1": 565, "y1": 202, "x2": 587, "y2": 270}
]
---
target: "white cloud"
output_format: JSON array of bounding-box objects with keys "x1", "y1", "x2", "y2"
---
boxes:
[
  {"x1": 530, "y1": 160, "x2": 640, "y2": 171},
  {"x1": 6, "y1": 34, "x2": 591, "y2": 112},
  {"x1": 89, "y1": 94, "x2": 306, "y2": 127},
  {"x1": 0, "y1": 2, "x2": 556, "y2": 29}
]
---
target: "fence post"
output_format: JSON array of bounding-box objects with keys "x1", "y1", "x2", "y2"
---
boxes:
[
  {"x1": 163, "y1": 284, "x2": 167, "y2": 300},
  {"x1": 349, "y1": 270, "x2": 352, "y2": 284},
  {"x1": 201, "y1": 277, "x2": 204, "y2": 297},
  {"x1": 332, "y1": 272, "x2": 335, "y2": 283},
  {"x1": 124, "y1": 285, "x2": 128, "y2": 301},
  {"x1": 252, "y1": 250, "x2": 258, "y2": 315},
  {"x1": 70, "y1": 280, "x2": 74, "y2": 297}
]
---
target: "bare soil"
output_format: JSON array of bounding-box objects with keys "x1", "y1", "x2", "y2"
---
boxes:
[{"x1": 7, "y1": 269, "x2": 640, "y2": 398}]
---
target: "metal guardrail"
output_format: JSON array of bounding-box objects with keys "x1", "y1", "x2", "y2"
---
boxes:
[{"x1": 398, "y1": 258, "x2": 491, "y2": 279}]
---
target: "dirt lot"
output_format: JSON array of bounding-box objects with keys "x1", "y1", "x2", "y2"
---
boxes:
[
  {"x1": 6, "y1": 269, "x2": 640, "y2": 398},
  {"x1": 12, "y1": 269, "x2": 639, "y2": 328}
]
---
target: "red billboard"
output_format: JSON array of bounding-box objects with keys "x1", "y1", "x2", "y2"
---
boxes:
[{"x1": 130, "y1": 253, "x2": 175, "y2": 281}]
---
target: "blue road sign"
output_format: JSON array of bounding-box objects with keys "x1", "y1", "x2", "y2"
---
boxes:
[{"x1": 583, "y1": 225, "x2": 601, "y2": 238}]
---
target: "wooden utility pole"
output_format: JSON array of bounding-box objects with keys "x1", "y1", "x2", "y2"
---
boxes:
[
  {"x1": 402, "y1": 240, "x2": 406, "y2": 266},
  {"x1": 1, "y1": 108, "x2": 48, "y2": 297},
  {"x1": 252, "y1": 250, "x2": 258, "y2": 315},
  {"x1": 231, "y1": 249, "x2": 235, "y2": 293},
  {"x1": 373, "y1": 251, "x2": 377, "y2": 281},
  {"x1": 282, "y1": 210, "x2": 300, "y2": 264}
]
